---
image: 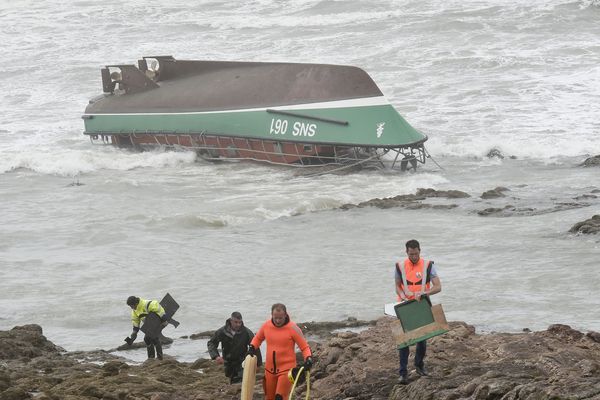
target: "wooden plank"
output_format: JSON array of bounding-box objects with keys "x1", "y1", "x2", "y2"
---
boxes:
[{"x1": 241, "y1": 354, "x2": 257, "y2": 400}]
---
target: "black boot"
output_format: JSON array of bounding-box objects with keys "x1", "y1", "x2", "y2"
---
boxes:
[
  {"x1": 147, "y1": 345, "x2": 155, "y2": 359},
  {"x1": 156, "y1": 343, "x2": 163, "y2": 360}
]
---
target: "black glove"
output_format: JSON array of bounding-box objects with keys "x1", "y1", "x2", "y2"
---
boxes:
[
  {"x1": 303, "y1": 356, "x2": 313, "y2": 371},
  {"x1": 247, "y1": 345, "x2": 256, "y2": 357},
  {"x1": 124, "y1": 331, "x2": 138, "y2": 345}
]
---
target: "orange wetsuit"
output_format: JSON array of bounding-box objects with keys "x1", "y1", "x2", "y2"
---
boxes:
[{"x1": 250, "y1": 317, "x2": 312, "y2": 400}]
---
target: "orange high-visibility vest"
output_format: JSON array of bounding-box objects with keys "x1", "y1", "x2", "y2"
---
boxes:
[{"x1": 396, "y1": 258, "x2": 432, "y2": 301}]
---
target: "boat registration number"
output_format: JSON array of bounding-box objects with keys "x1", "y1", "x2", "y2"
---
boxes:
[{"x1": 269, "y1": 118, "x2": 317, "y2": 137}]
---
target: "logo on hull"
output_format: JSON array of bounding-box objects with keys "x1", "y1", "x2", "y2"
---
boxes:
[{"x1": 376, "y1": 122, "x2": 385, "y2": 138}]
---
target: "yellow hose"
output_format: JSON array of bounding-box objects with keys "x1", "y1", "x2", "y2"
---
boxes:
[{"x1": 288, "y1": 367, "x2": 310, "y2": 400}]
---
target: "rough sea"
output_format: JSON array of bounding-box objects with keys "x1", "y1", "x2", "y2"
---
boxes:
[{"x1": 1, "y1": 0, "x2": 599, "y2": 362}]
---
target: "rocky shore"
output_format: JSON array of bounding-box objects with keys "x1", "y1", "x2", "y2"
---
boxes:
[
  {"x1": 339, "y1": 186, "x2": 600, "y2": 223},
  {"x1": 2, "y1": 318, "x2": 600, "y2": 400}
]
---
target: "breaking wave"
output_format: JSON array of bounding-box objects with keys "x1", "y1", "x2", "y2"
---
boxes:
[{"x1": 0, "y1": 148, "x2": 198, "y2": 176}]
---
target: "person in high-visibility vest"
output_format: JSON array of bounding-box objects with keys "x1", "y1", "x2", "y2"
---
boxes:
[
  {"x1": 124, "y1": 296, "x2": 168, "y2": 360},
  {"x1": 395, "y1": 239, "x2": 442, "y2": 385},
  {"x1": 248, "y1": 303, "x2": 313, "y2": 400}
]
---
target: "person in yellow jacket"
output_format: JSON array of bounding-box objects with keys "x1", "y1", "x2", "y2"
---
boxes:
[
  {"x1": 395, "y1": 239, "x2": 442, "y2": 384},
  {"x1": 125, "y1": 296, "x2": 168, "y2": 360}
]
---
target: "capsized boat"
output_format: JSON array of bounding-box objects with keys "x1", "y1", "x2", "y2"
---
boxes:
[{"x1": 82, "y1": 56, "x2": 428, "y2": 171}]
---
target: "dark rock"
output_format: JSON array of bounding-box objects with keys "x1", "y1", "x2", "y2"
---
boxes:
[
  {"x1": 415, "y1": 188, "x2": 470, "y2": 198},
  {"x1": 480, "y1": 186, "x2": 510, "y2": 199},
  {"x1": 0, "y1": 386, "x2": 30, "y2": 400},
  {"x1": 102, "y1": 361, "x2": 127, "y2": 377},
  {"x1": 3, "y1": 319, "x2": 600, "y2": 400},
  {"x1": 486, "y1": 148, "x2": 504, "y2": 159},
  {"x1": 81, "y1": 384, "x2": 104, "y2": 398},
  {"x1": 297, "y1": 318, "x2": 375, "y2": 339},
  {"x1": 586, "y1": 331, "x2": 600, "y2": 343},
  {"x1": 0, "y1": 369, "x2": 10, "y2": 391},
  {"x1": 573, "y1": 194, "x2": 597, "y2": 200},
  {"x1": 569, "y1": 215, "x2": 600, "y2": 234},
  {"x1": 115, "y1": 334, "x2": 172, "y2": 352},
  {"x1": 477, "y1": 205, "x2": 516, "y2": 216},
  {"x1": 189, "y1": 358, "x2": 212, "y2": 369},
  {"x1": 309, "y1": 318, "x2": 600, "y2": 399},
  {"x1": 189, "y1": 330, "x2": 214, "y2": 340},
  {"x1": 580, "y1": 155, "x2": 600, "y2": 167},
  {"x1": 0, "y1": 324, "x2": 64, "y2": 360},
  {"x1": 339, "y1": 188, "x2": 469, "y2": 211}
]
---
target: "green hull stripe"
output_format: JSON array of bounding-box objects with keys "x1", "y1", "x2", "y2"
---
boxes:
[
  {"x1": 84, "y1": 104, "x2": 426, "y2": 147},
  {"x1": 396, "y1": 329, "x2": 449, "y2": 349}
]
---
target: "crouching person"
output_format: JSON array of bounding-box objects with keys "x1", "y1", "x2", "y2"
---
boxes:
[{"x1": 124, "y1": 295, "x2": 168, "y2": 360}]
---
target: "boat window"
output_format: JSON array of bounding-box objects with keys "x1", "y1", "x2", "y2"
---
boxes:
[{"x1": 303, "y1": 145, "x2": 313, "y2": 153}]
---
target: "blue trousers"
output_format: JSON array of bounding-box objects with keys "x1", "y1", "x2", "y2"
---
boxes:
[{"x1": 399, "y1": 340, "x2": 426, "y2": 376}]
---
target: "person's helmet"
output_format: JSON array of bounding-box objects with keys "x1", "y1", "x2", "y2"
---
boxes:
[{"x1": 126, "y1": 296, "x2": 139, "y2": 307}]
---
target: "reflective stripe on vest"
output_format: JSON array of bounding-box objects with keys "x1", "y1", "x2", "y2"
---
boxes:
[{"x1": 397, "y1": 259, "x2": 430, "y2": 301}]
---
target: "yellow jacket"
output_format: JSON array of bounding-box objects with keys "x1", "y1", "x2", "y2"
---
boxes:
[{"x1": 131, "y1": 298, "x2": 166, "y2": 328}]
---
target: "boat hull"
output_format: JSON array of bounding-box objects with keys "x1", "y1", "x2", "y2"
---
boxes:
[
  {"x1": 83, "y1": 57, "x2": 428, "y2": 168},
  {"x1": 84, "y1": 100, "x2": 424, "y2": 146}
]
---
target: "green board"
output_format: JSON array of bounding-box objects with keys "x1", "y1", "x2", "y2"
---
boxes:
[{"x1": 394, "y1": 298, "x2": 434, "y2": 332}]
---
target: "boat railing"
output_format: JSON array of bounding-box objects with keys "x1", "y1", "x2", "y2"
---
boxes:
[{"x1": 85, "y1": 131, "x2": 427, "y2": 172}]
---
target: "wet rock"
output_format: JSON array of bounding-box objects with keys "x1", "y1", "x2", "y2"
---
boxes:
[
  {"x1": 297, "y1": 318, "x2": 375, "y2": 339},
  {"x1": 580, "y1": 155, "x2": 600, "y2": 167},
  {"x1": 189, "y1": 358, "x2": 212, "y2": 369},
  {"x1": 316, "y1": 318, "x2": 600, "y2": 399},
  {"x1": 480, "y1": 186, "x2": 510, "y2": 199},
  {"x1": 3, "y1": 319, "x2": 600, "y2": 400},
  {"x1": 415, "y1": 188, "x2": 470, "y2": 198},
  {"x1": 545, "y1": 324, "x2": 585, "y2": 341},
  {"x1": 587, "y1": 331, "x2": 600, "y2": 343},
  {"x1": 569, "y1": 215, "x2": 600, "y2": 234},
  {"x1": 102, "y1": 361, "x2": 128, "y2": 377},
  {"x1": 486, "y1": 148, "x2": 517, "y2": 159},
  {"x1": 477, "y1": 205, "x2": 516, "y2": 216},
  {"x1": 573, "y1": 194, "x2": 598, "y2": 200},
  {"x1": 189, "y1": 330, "x2": 214, "y2": 340},
  {"x1": 0, "y1": 386, "x2": 30, "y2": 400},
  {"x1": 0, "y1": 324, "x2": 64, "y2": 360},
  {"x1": 0, "y1": 369, "x2": 10, "y2": 392},
  {"x1": 486, "y1": 148, "x2": 504, "y2": 159},
  {"x1": 114, "y1": 334, "x2": 173, "y2": 352},
  {"x1": 340, "y1": 188, "x2": 469, "y2": 210}
]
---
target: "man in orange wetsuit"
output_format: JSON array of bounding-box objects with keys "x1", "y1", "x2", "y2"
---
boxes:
[
  {"x1": 395, "y1": 239, "x2": 442, "y2": 385},
  {"x1": 248, "y1": 303, "x2": 313, "y2": 400}
]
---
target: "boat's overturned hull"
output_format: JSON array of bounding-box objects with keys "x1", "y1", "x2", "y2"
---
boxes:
[{"x1": 83, "y1": 56, "x2": 428, "y2": 170}]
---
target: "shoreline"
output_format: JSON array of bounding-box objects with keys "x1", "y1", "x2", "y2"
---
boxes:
[{"x1": 2, "y1": 318, "x2": 600, "y2": 399}]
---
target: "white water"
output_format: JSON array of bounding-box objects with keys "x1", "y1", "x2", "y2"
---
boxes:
[{"x1": 1, "y1": 0, "x2": 599, "y2": 361}]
